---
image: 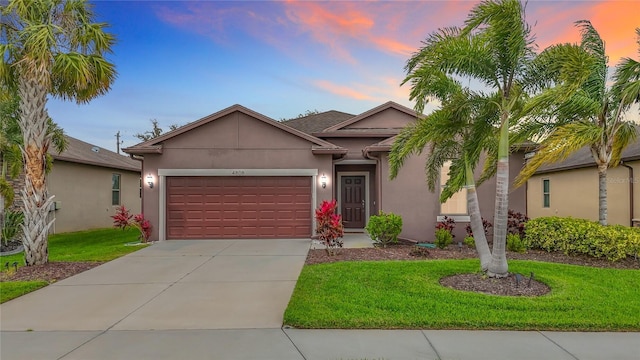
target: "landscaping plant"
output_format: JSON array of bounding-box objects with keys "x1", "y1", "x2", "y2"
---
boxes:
[
  {"x1": 365, "y1": 211, "x2": 403, "y2": 247},
  {"x1": 435, "y1": 216, "x2": 456, "y2": 238},
  {"x1": 525, "y1": 217, "x2": 640, "y2": 261},
  {"x1": 111, "y1": 206, "x2": 152, "y2": 243},
  {"x1": 314, "y1": 200, "x2": 344, "y2": 255},
  {"x1": 507, "y1": 210, "x2": 528, "y2": 238},
  {"x1": 506, "y1": 233, "x2": 527, "y2": 253},
  {"x1": 435, "y1": 228, "x2": 453, "y2": 249},
  {"x1": 1, "y1": 210, "x2": 23, "y2": 245}
]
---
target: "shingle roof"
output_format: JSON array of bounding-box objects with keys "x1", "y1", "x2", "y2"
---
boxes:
[
  {"x1": 535, "y1": 131, "x2": 640, "y2": 174},
  {"x1": 52, "y1": 136, "x2": 141, "y2": 172},
  {"x1": 281, "y1": 110, "x2": 355, "y2": 134}
]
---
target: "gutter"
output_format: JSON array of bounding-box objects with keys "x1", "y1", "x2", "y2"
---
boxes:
[{"x1": 620, "y1": 161, "x2": 634, "y2": 227}]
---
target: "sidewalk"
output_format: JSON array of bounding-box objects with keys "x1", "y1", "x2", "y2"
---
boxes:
[{"x1": 2, "y1": 328, "x2": 639, "y2": 359}]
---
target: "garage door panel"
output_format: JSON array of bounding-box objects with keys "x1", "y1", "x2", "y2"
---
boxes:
[{"x1": 167, "y1": 176, "x2": 312, "y2": 239}]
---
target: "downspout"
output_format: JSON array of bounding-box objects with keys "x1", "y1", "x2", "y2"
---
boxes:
[
  {"x1": 128, "y1": 154, "x2": 144, "y2": 216},
  {"x1": 621, "y1": 161, "x2": 634, "y2": 227}
]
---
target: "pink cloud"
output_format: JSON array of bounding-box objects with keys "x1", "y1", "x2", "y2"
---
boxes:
[{"x1": 531, "y1": 1, "x2": 637, "y2": 63}]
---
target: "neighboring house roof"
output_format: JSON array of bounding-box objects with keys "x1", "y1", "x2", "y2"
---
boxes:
[
  {"x1": 535, "y1": 133, "x2": 640, "y2": 174},
  {"x1": 52, "y1": 136, "x2": 141, "y2": 172},
  {"x1": 282, "y1": 110, "x2": 355, "y2": 134},
  {"x1": 123, "y1": 104, "x2": 347, "y2": 155}
]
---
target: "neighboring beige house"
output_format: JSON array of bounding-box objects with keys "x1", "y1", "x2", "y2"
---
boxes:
[
  {"x1": 124, "y1": 102, "x2": 527, "y2": 242},
  {"x1": 46, "y1": 136, "x2": 141, "y2": 233},
  {"x1": 527, "y1": 138, "x2": 639, "y2": 227}
]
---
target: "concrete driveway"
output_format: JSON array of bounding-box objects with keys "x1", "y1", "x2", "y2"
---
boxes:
[{"x1": 0, "y1": 239, "x2": 310, "y2": 332}]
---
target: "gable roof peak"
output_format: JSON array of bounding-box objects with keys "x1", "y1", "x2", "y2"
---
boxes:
[
  {"x1": 123, "y1": 103, "x2": 345, "y2": 155},
  {"x1": 321, "y1": 101, "x2": 419, "y2": 133}
]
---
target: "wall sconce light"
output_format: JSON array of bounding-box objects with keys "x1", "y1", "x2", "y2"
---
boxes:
[
  {"x1": 321, "y1": 174, "x2": 327, "y2": 189},
  {"x1": 146, "y1": 174, "x2": 154, "y2": 189}
]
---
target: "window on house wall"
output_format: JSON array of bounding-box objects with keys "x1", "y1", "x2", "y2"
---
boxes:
[
  {"x1": 112, "y1": 173, "x2": 121, "y2": 206},
  {"x1": 440, "y1": 161, "x2": 467, "y2": 214},
  {"x1": 542, "y1": 178, "x2": 550, "y2": 208}
]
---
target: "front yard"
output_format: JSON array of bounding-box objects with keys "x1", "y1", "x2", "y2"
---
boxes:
[
  {"x1": 0, "y1": 228, "x2": 146, "y2": 303},
  {"x1": 284, "y1": 258, "x2": 640, "y2": 331}
]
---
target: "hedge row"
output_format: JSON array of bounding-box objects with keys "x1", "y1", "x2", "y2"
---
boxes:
[{"x1": 524, "y1": 217, "x2": 640, "y2": 262}]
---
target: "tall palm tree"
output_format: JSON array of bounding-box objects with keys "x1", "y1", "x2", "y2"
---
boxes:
[
  {"x1": 399, "y1": 0, "x2": 537, "y2": 277},
  {"x1": 390, "y1": 86, "x2": 497, "y2": 271},
  {"x1": 0, "y1": 0, "x2": 116, "y2": 265},
  {"x1": 516, "y1": 23, "x2": 640, "y2": 225},
  {"x1": 1, "y1": 87, "x2": 68, "y2": 243}
]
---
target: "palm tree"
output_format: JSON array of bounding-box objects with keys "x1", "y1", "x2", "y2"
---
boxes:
[
  {"x1": 399, "y1": 0, "x2": 537, "y2": 277},
  {"x1": 0, "y1": 0, "x2": 116, "y2": 265},
  {"x1": 515, "y1": 22, "x2": 640, "y2": 225},
  {"x1": 1, "y1": 87, "x2": 68, "y2": 243},
  {"x1": 389, "y1": 80, "x2": 497, "y2": 271}
]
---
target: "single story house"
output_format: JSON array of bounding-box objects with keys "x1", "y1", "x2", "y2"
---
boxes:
[
  {"x1": 46, "y1": 136, "x2": 142, "y2": 233},
  {"x1": 124, "y1": 102, "x2": 527, "y2": 242},
  {"x1": 527, "y1": 135, "x2": 639, "y2": 227}
]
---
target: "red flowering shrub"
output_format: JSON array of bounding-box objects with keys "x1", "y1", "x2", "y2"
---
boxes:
[
  {"x1": 111, "y1": 205, "x2": 132, "y2": 230},
  {"x1": 315, "y1": 200, "x2": 344, "y2": 255},
  {"x1": 132, "y1": 214, "x2": 152, "y2": 242},
  {"x1": 111, "y1": 206, "x2": 152, "y2": 243},
  {"x1": 435, "y1": 216, "x2": 456, "y2": 238}
]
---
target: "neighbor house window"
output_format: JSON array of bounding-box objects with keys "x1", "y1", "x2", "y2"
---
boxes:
[
  {"x1": 440, "y1": 161, "x2": 467, "y2": 214},
  {"x1": 112, "y1": 173, "x2": 121, "y2": 205},
  {"x1": 542, "y1": 178, "x2": 550, "y2": 208}
]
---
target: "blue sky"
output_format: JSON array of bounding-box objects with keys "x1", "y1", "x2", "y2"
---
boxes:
[{"x1": 45, "y1": 0, "x2": 639, "y2": 153}]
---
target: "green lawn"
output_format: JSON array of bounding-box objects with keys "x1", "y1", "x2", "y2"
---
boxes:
[
  {"x1": 284, "y1": 259, "x2": 640, "y2": 331},
  {"x1": 1, "y1": 228, "x2": 146, "y2": 303}
]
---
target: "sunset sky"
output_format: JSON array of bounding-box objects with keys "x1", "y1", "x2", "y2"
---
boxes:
[{"x1": 45, "y1": 0, "x2": 639, "y2": 152}]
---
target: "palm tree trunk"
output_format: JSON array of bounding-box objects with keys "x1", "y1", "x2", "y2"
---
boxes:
[
  {"x1": 488, "y1": 117, "x2": 510, "y2": 278},
  {"x1": 465, "y1": 159, "x2": 491, "y2": 271},
  {"x1": 18, "y1": 76, "x2": 55, "y2": 266},
  {"x1": 598, "y1": 164, "x2": 608, "y2": 226}
]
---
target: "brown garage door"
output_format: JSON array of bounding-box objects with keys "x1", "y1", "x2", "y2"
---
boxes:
[{"x1": 166, "y1": 176, "x2": 312, "y2": 239}]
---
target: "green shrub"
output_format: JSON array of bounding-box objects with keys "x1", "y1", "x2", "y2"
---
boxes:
[
  {"x1": 506, "y1": 233, "x2": 527, "y2": 253},
  {"x1": 524, "y1": 217, "x2": 640, "y2": 261},
  {"x1": 365, "y1": 212, "x2": 403, "y2": 247},
  {"x1": 434, "y1": 228, "x2": 453, "y2": 249},
  {"x1": 2, "y1": 210, "x2": 24, "y2": 245},
  {"x1": 463, "y1": 236, "x2": 475, "y2": 248}
]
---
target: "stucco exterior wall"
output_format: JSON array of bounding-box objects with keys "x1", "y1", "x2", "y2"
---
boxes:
[
  {"x1": 527, "y1": 160, "x2": 638, "y2": 226},
  {"x1": 47, "y1": 161, "x2": 141, "y2": 233},
  {"x1": 140, "y1": 111, "x2": 334, "y2": 241},
  {"x1": 379, "y1": 151, "x2": 527, "y2": 242},
  {"x1": 379, "y1": 152, "x2": 438, "y2": 242},
  {"x1": 345, "y1": 108, "x2": 416, "y2": 129}
]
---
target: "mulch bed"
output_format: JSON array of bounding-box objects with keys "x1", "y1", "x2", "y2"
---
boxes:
[{"x1": 0, "y1": 262, "x2": 103, "y2": 283}]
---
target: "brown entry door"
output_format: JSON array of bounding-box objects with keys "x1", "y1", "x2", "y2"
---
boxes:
[{"x1": 341, "y1": 176, "x2": 365, "y2": 228}]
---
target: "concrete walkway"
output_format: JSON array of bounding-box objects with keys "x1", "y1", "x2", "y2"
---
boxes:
[{"x1": 2, "y1": 238, "x2": 639, "y2": 359}]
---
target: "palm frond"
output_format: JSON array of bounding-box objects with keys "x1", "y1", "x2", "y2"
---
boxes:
[
  {"x1": 609, "y1": 121, "x2": 637, "y2": 167},
  {"x1": 514, "y1": 122, "x2": 601, "y2": 186},
  {"x1": 575, "y1": 20, "x2": 608, "y2": 102}
]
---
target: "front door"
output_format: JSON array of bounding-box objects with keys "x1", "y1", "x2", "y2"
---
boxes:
[{"x1": 341, "y1": 176, "x2": 365, "y2": 228}]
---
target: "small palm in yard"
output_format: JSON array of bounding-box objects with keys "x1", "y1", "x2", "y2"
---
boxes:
[
  {"x1": 0, "y1": 0, "x2": 116, "y2": 265},
  {"x1": 515, "y1": 23, "x2": 640, "y2": 225}
]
